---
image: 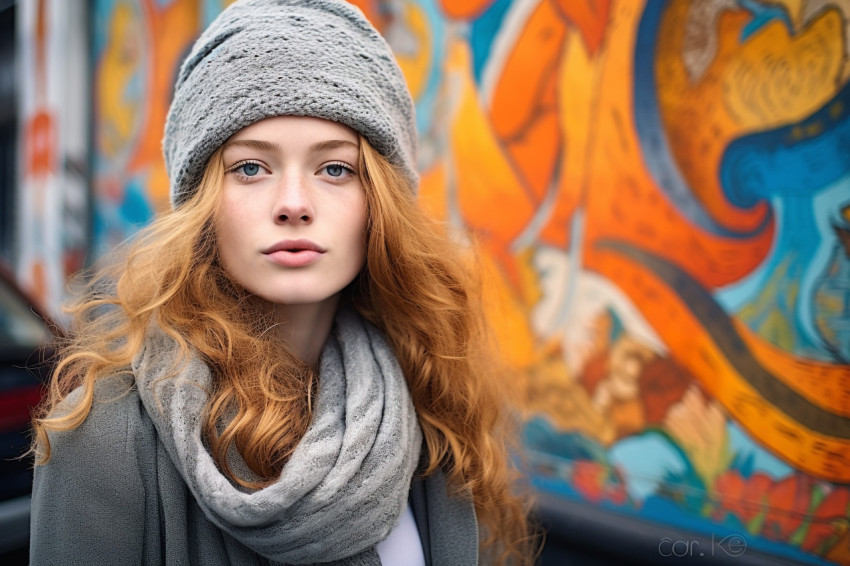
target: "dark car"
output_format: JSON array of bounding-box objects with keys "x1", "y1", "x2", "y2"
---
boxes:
[{"x1": 0, "y1": 265, "x2": 55, "y2": 556}]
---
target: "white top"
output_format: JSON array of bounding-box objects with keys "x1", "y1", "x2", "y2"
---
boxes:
[{"x1": 375, "y1": 502, "x2": 426, "y2": 565}]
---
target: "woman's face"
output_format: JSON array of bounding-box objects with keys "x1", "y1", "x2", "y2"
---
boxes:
[{"x1": 215, "y1": 115, "x2": 368, "y2": 311}]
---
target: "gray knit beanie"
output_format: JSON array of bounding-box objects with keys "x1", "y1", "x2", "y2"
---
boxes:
[{"x1": 163, "y1": 0, "x2": 418, "y2": 207}]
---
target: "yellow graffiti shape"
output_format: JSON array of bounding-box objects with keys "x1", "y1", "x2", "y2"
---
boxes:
[
  {"x1": 97, "y1": 1, "x2": 144, "y2": 159},
  {"x1": 447, "y1": 39, "x2": 537, "y2": 273},
  {"x1": 543, "y1": 31, "x2": 597, "y2": 247},
  {"x1": 655, "y1": 2, "x2": 845, "y2": 234},
  {"x1": 527, "y1": 370, "x2": 616, "y2": 446},
  {"x1": 392, "y1": 0, "x2": 431, "y2": 100},
  {"x1": 478, "y1": 247, "x2": 541, "y2": 371},
  {"x1": 664, "y1": 385, "x2": 732, "y2": 488},
  {"x1": 723, "y1": 7, "x2": 845, "y2": 128}
]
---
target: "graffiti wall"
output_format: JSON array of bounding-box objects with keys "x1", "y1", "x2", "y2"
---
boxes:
[
  {"x1": 91, "y1": 0, "x2": 850, "y2": 563},
  {"x1": 91, "y1": 0, "x2": 236, "y2": 255}
]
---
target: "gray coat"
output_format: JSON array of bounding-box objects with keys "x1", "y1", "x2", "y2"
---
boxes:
[{"x1": 29, "y1": 378, "x2": 479, "y2": 565}]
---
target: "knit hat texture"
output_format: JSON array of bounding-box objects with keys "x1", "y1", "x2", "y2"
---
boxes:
[{"x1": 163, "y1": 0, "x2": 418, "y2": 207}]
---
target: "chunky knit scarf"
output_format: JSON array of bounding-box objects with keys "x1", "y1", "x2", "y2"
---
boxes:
[{"x1": 132, "y1": 307, "x2": 423, "y2": 565}]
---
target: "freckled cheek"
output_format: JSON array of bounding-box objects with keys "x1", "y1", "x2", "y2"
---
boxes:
[
  {"x1": 215, "y1": 197, "x2": 257, "y2": 268},
  {"x1": 218, "y1": 194, "x2": 258, "y2": 231}
]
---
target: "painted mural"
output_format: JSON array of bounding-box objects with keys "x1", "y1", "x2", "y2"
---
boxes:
[
  {"x1": 91, "y1": 0, "x2": 850, "y2": 563},
  {"x1": 91, "y1": 0, "x2": 236, "y2": 256}
]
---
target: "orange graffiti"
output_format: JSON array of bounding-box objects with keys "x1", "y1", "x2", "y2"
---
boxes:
[
  {"x1": 346, "y1": 0, "x2": 389, "y2": 30},
  {"x1": 553, "y1": 0, "x2": 610, "y2": 55},
  {"x1": 30, "y1": 262, "x2": 47, "y2": 308},
  {"x1": 489, "y1": 0, "x2": 565, "y2": 202},
  {"x1": 438, "y1": 0, "x2": 495, "y2": 20},
  {"x1": 575, "y1": 0, "x2": 773, "y2": 289},
  {"x1": 738, "y1": 320, "x2": 850, "y2": 419},
  {"x1": 486, "y1": 0, "x2": 611, "y2": 226},
  {"x1": 128, "y1": 0, "x2": 200, "y2": 207},
  {"x1": 450, "y1": 40, "x2": 536, "y2": 288},
  {"x1": 714, "y1": 469, "x2": 850, "y2": 556},
  {"x1": 593, "y1": 246, "x2": 850, "y2": 483},
  {"x1": 655, "y1": 3, "x2": 843, "y2": 233},
  {"x1": 25, "y1": 111, "x2": 56, "y2": 180}
]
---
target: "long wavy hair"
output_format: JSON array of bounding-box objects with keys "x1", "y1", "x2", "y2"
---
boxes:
[{"x1": 32, "y1": 137, "x2": 539, "y2": 564}]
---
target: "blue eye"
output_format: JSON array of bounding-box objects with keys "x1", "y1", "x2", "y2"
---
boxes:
[
  {"x1": 240, "y1": 163, "x2": 260, "y2": 176},
  {"x1": 227, "y1": 160, "x2": 265, "y2": 179},
  {"x1": 326, "y1": 164, "x2": 344, "y2": 177},
  {"x1": 322, "y1": 162, "x2": 355, "y2": 179}
]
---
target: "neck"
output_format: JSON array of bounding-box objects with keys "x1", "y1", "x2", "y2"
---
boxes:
[{"x1": 268, "y1": 296, "x2": 341, "y2": 368}]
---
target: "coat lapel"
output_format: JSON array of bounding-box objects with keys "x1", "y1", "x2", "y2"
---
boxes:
[{"x1": 409, "y1": 469, "x2": 479, "y2": 566}]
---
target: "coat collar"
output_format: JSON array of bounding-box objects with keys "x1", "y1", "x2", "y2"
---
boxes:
[{"x1": 409, "y1": 468, "x2": 479, "y2": 566}]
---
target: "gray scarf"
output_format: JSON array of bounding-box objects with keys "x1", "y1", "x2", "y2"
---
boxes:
[{"x1": 132, "y1": 306, "x2": 423, "y2": 565}]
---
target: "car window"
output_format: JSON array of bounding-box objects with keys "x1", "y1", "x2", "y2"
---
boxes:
[{"x1": 0, "y1": 278, "x2": 49, "y2": 349}]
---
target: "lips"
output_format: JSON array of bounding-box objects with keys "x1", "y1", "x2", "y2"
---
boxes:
[
  {"x1": 262, "y1": 239, "x2": 325, "y2": 254},
  {"x1": 262, "y1": 239, "x2": 325, "y2": 267}
]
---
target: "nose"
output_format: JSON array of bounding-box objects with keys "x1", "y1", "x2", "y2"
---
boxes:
[{"x1": 273, "y1": 172, "x2": 314, "y2": 224}]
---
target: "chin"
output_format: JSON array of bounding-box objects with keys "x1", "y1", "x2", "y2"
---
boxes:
[
  {"x1": 229, "y1": 268, "x2": 359, "y2": 312},
  {"x1": 251, "y1": 287, "x2": 344, "y2": 309}
]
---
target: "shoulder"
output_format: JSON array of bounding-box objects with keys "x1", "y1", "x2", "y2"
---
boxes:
[
  {"x1": 31, "y1": 376, "x2": 158, "y2": 564},
  {"x1": 44, "y1": 374, "x2": 157, "y2": 468}
]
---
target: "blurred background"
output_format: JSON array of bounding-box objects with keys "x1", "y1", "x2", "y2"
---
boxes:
[{"x1": 1, "y1": 0, "x2": 849, "y2": 564}]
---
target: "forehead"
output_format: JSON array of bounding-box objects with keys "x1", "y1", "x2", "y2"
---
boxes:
[{"x1": 227, "y1": 115, "x2": 359, "y2": 145}]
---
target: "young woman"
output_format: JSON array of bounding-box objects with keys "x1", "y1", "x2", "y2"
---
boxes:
[{"x1": 29, "y1": 1, "x2": 536, "y2": 564}]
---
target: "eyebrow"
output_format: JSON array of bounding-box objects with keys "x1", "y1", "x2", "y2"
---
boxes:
[
  {"x1": 223, "y1": 139, "x2": 279, "y2": 152},
  {"x1": 222, "y1": 138, "x2": 359, "y2": 153},
  {"x1": 312, "y1": 139, "x2": 359, "y2": 152}
]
